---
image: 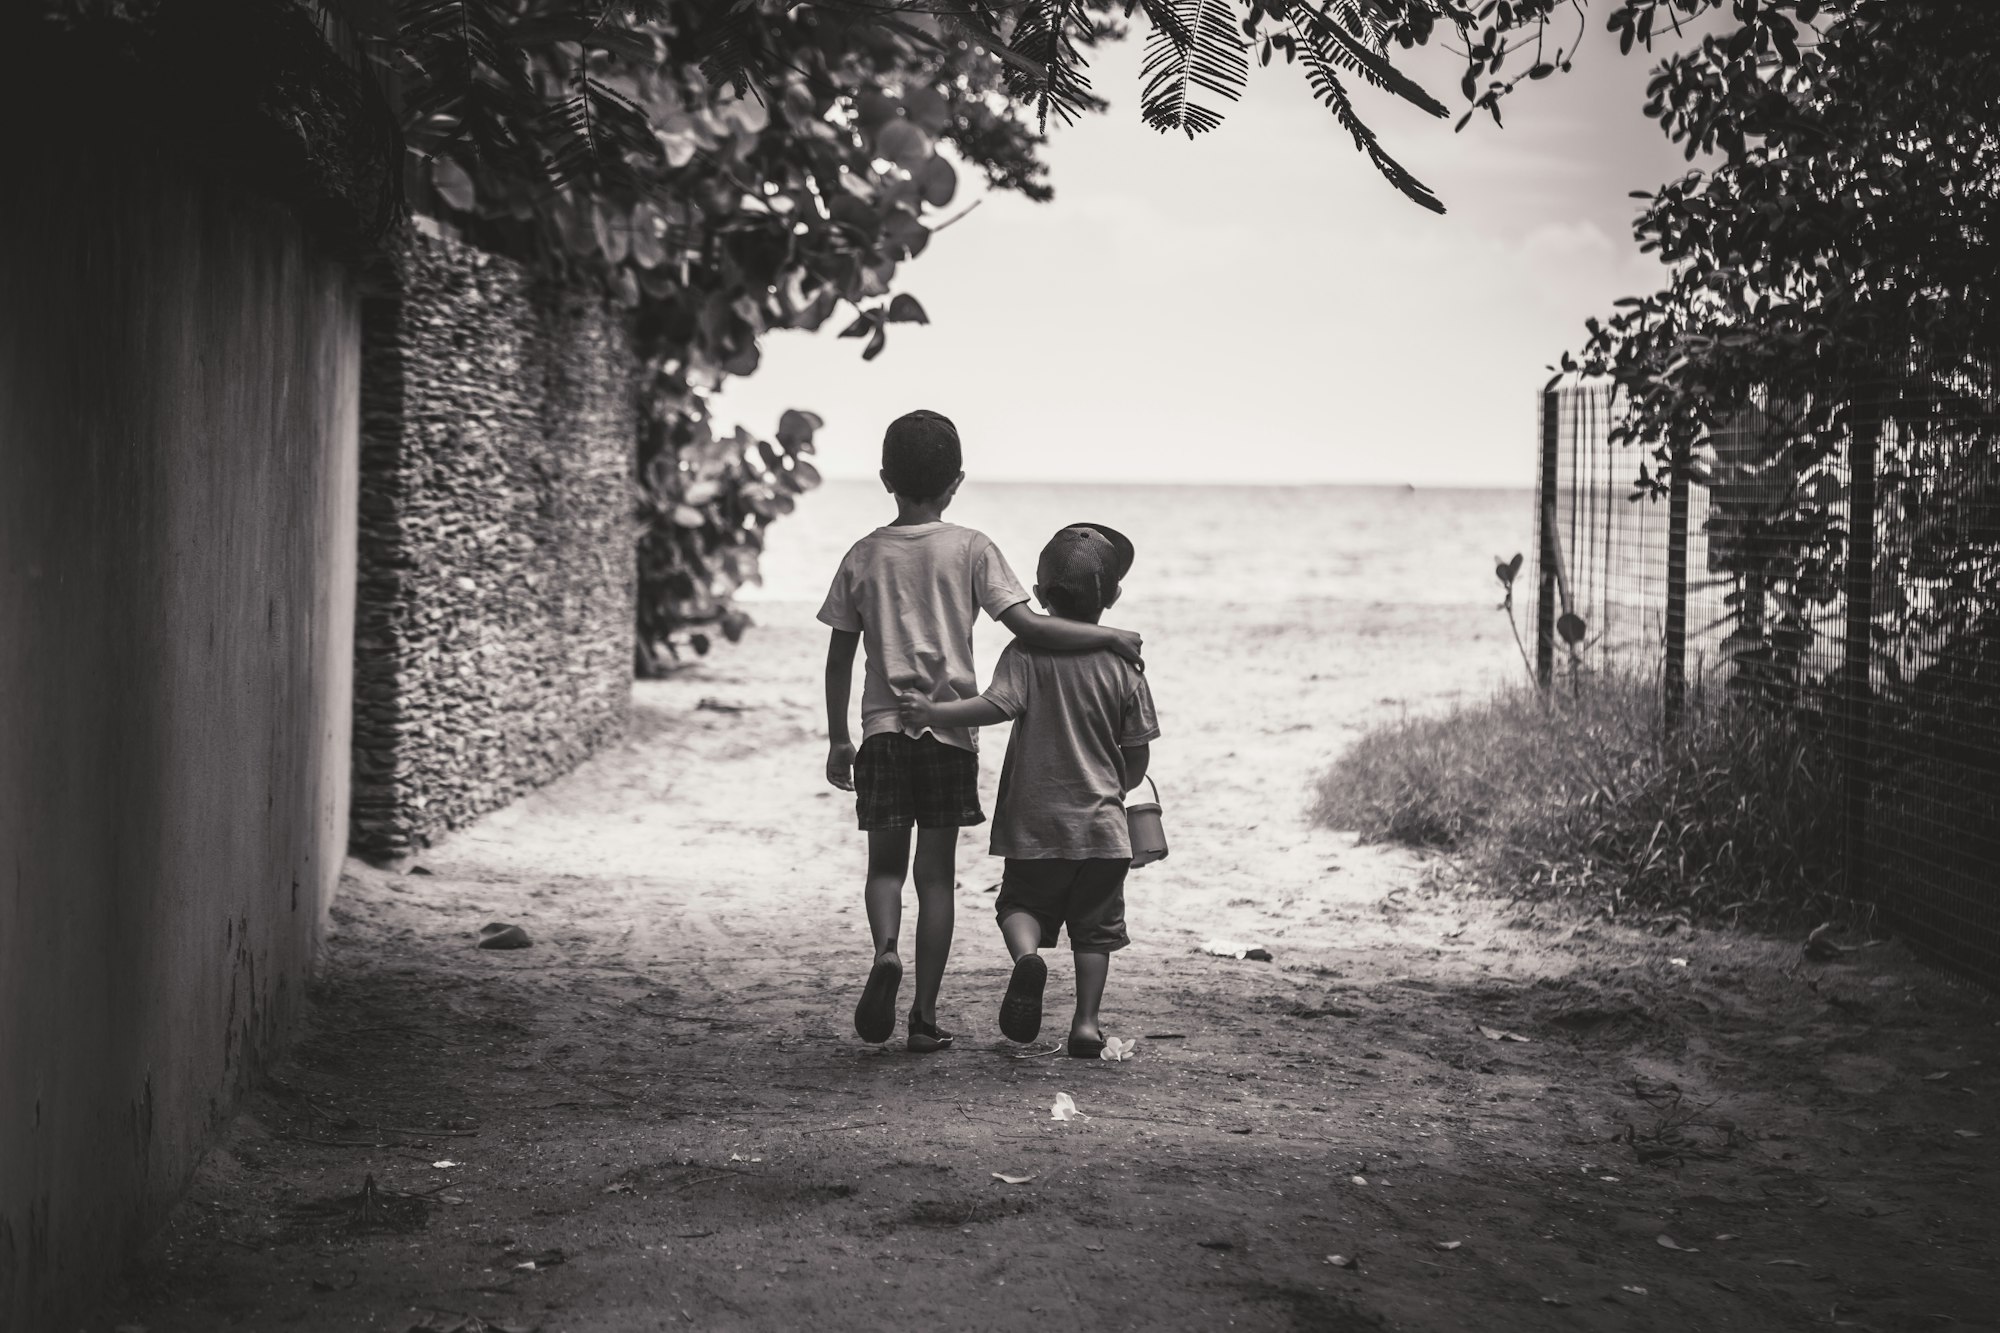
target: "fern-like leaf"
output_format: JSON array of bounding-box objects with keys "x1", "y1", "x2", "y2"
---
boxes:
[
  {"x1": 1292, "y1": 2, "x2": 1449, "y2": 119},
  {"x1": 696, "y1": 0, "x2": 781, "y2": 96},
  {"x1": 1291, "y1": 14, "x2": 1444, "y2": 213},
  {"x1": 1139, "y1": 0, "x2": 1247, "y2": 138},
  {"x1": 1006, "y1": 0, "x2": 1100, "y2": 130}
]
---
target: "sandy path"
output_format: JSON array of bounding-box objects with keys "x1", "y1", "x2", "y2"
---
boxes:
[{"x1": 107, "y1": 606, "x2": 1999, "y2": 1332}]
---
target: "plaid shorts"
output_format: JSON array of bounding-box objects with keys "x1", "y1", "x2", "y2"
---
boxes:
[{"x1": 853, "y1": 732, "x2": 984, "y2": 832}]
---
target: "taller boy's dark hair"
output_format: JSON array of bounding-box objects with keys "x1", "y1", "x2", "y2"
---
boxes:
[{"x1": 882, "y1": 410, "x2": 962, "y2": 500}]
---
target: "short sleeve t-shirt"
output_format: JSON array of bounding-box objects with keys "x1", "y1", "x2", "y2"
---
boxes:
[
  {"x1": 816, "y1": 523, "x2": 1030, "y2": 753},
  {"x1": 980, "y1": 642, "x2": 1161, "y2": 859}
]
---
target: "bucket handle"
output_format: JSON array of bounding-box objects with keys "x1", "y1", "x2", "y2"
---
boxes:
[{"x1": 1129, "y1": 774, "x2": 1161, "y2": 805}]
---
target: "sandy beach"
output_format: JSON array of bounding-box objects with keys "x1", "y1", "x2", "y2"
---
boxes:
[{"x1": 99, "y1": 595, "x2": 2000, "y2": 1331}]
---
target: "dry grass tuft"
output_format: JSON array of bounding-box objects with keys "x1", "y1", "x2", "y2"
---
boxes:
[{"x1": 1312, "y1": 671, "x2": 1847, "y2": 923}]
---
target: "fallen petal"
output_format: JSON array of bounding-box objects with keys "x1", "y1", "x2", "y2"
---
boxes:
[
  {"x1": 1325, "y1": 1254, "x2": 1353, "y2": 1268},
  {"x1": 1621, "y1": 1285, "x2": 1647, "y2": 1295},
  {"x1": 1434, "y1": 1240, "x2": 1462, "y2": 1251},
  {"x1": 1350, "y1": 1175, "x2": 1368, "y2": 1187},
  {"x1": 1656, "y1": 1234, "x2": 1700, "y2": 1253},
  {"x1": 991, "y1": 1172, "x2": 1035, "y2": 1185}
]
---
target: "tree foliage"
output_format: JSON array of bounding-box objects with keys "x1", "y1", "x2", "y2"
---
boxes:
[
  {"x1": 1489, "y1": 3, "x2": 2000, "y2": 737},
  {"x1": 326, "y1": 0, "x2": 1506, "y2": 668}
]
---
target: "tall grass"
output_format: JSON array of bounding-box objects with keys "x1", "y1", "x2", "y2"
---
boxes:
[{"x1": 1312, "y1": 671, "x2": 1847, "y2": 922}]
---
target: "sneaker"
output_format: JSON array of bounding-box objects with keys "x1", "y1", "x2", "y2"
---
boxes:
[
  {"x1": 906, "y1": 1010, "x2": 955, "y2": 1054},
  {"x1": 853, "y1": 955, "x2": 902, "y2": 1043},
  {"x1": 999, "y1": 955, "x2": 1047, "y2": 1043}
]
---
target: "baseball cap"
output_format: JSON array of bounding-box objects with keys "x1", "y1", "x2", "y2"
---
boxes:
[{"x1": 1036, "y1": 522, "x2": 1136, "y2": 603}]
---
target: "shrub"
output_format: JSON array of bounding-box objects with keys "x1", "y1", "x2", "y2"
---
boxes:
[{"x1": 1311, "y1": 671, "x2": 1848, "y2": 923}]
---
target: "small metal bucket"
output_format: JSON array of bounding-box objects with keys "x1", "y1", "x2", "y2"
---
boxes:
[{"x1": 1126, "y1": 775, "x2": 1168, "y2": 869}]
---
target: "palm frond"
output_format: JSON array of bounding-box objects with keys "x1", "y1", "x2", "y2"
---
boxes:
[
  {"x1": 696, "y1": 0, "x2": 780, "y2": 95},
  {"x1": 535, "y1": 75, "x2": 665, "y2": 191},
  {"x1": 1139, "y1": 0, "x2": 1246, "y2": 138},
  {"x1": 1291, "y1": 14, "x2": 1444, "y2": 213},
  {"x1": 926, "y1": 9, "x2": 1051, "y2": 88},
  {"x1": 1292, "y1": 1, "x2": 1449, "y2": 119},
  {"x1": 1130, "y1": 0, "x2": 1195, "y2": 53},
  {"x1": 1005, "y1": 0, "x2": 1101, "y2": 130}
]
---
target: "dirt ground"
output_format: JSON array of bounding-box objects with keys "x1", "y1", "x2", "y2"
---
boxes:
[{"x1": 101, "y1": 606, "x2": 2000, "y2": 1333}]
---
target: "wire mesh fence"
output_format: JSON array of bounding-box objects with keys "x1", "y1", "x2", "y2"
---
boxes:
[{"x1": 1530, "y1": 376, "x2": 2000, "y2": 991}]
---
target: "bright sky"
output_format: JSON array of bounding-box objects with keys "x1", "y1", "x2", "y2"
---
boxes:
[{"x1": 714, "y1": 23, "x2": 1696, "y2": 487}]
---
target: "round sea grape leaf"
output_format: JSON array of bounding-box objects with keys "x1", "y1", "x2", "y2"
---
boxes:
[
  {"x1": 855, "y1": 88, "x2": 899, "y2": 131},
  {"x1": 777, "y1": 409, "x2": 823, "y2": 449},
  {"x1": 902, "y1": 84, "x2": 952, "y2": 132},
  {"x1": 917, "y1": 154, "x2": 957, "y2": 208},
  {"x1": 874, "y1": 120, "x2": 932, "y2": 171}
]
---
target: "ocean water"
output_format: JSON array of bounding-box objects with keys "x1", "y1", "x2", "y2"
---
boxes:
[
  {"x1": 738, "y1": 478, "x2": 1540, "y2": 816},
  {"x1": 745, "y1": 478, "x2": 1536, "y2": 614}
]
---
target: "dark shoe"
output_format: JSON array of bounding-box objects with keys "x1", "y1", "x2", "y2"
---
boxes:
[
  {"x1": 854, "y1": 956, "x2": 902, "y2": 1043},
  {"x1": 999, "y1": 955, "x2": 1048, "y2": 1043},
  {"x1": 907, "y1": 1011, "x2": 955, "y2": 1054},
  {"x1": 1065, "y1": 1032, "x2": 1107, "y2": 1059}
]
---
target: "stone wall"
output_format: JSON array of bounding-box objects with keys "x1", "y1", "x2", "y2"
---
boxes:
[
  {"x1": 0, "y1": 173, "x2": 358, "y2": 1327},
  {"x1": 351, "y1": 231, "x2": 637, "y2": 857}
]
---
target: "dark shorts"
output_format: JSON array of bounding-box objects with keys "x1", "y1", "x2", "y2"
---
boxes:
[
  {"x1": 854, "y1": 732, "x2": 984, "y2": 832},
  {"x1": 995, "y1": 857, "x2": 1130, "y2": 954}
]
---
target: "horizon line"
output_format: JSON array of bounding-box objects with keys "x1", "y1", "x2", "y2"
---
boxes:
[{"x1": 806, "y1": 474, "x2": 1533, "y2": 491}]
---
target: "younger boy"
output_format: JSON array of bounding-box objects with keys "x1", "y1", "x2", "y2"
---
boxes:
[
  {"x1": 896, "y1": 524, "x2": 1159, "y2": 1057},
  {"x1": 819, "y1": 412, "x2": 1142, "y2": 1053}
]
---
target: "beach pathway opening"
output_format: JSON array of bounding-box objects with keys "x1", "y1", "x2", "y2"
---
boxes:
[{"x1": 105, "y1": 605, "x2": 2000, "y2": 1332}]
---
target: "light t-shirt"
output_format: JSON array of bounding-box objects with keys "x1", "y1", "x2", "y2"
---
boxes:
[
  {"x1": 816, "y1": 522, "x2": 1030, "y2": 753},
  {"x1": 981, "y1": 642, "x2": 1161, "y2": 859}
]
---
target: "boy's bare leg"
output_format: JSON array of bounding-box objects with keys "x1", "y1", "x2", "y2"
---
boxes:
[
  {"x1": 1071, "y1": 951, "x2": 1109, "y2": 1046},
  {"x1": 908, "y1": 826, "x2": 958, "y2": 1026},
  {"x1": 999, "y1": 911, "x2": 1043, "y2": 962},
  {"x1": 997, "y1": 911, "x2": 1048, "y2": 1043},
  {"x1": 863, "y1": 827, "x2": 912, "y2": 959},
  {"x1": 854, "y1": 828, "x2": 911, "y2": 1043}
]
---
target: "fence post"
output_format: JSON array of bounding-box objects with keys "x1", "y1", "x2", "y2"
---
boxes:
[
  {"x1": 1664, "y1": 437, "x2": 1690, "y2": 732},
  {"x1": 1842, "y1": 396, "x2": 1881, "y2": 905},
  {"x1": 1536, "y1": 387, "x2": 1559, "y2": 689}
]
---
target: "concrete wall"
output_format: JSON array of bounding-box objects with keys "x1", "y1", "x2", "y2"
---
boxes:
[
  {"x1": 350, "y1": 231, "x2": 636, "y2": 857},
  {"x1": 0, "y1": 174, "x2": 359, "y2": 1327}
]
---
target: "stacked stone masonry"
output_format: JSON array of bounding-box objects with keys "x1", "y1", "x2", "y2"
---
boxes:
[{"x1": 353, "y1": 229, "x2": 636, "y2": 856}]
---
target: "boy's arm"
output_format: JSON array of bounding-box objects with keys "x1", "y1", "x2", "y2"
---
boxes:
[
  {"x1": 1120, "y1": 743, "x2": 1151, "y2": 793},
  {"x1": 897, "y1": 692, "x2": 1009, "y2": 734},
  {"x1": 996, "y1": 602, "x2": 1144, "y2": 669},
  {"x1": 824, "y1": 628, "x2": 861, "y2": 790}
]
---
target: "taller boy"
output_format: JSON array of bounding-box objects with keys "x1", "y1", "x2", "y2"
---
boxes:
[{"x1": 819, "y1": 410, "x2": 1143, "y2": 1051}]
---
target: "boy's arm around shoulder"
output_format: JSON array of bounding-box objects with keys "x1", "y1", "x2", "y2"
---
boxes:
[{"x1": 995, "y1": 602, "x2": 1144, "y2": 669}]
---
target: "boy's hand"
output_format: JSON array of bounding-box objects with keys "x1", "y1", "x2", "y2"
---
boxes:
[
  {"x1": 826, "y1": 740, "x2": 856, "y2": 791},
  {"x1": 895, "y1": 692, "x2": 935, "y2": 733},
  {"x1": 1109, "y1": 627, "x2": 1145, "y2": 670}
]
